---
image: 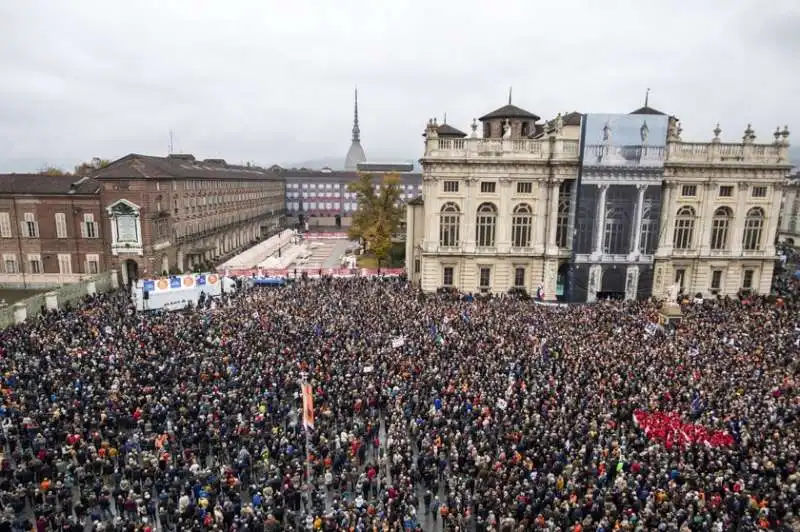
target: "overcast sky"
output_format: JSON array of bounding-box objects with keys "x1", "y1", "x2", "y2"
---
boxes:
[{"x1": 1, "y1": 0, "x2": 798, "y2": 172}]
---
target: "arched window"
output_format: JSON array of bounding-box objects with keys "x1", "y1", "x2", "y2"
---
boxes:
[
  {"x1": 511, "y1": 203, "x2": 533, "y2": 248},
  {"x1": 475, "y1": 202, "x2": 497, "y2": 247},
  {"x1": 439, "y1": 202, "x2": 461, "y2": 247},
  {"x1": 673, "y1": 206, "x2": 695, "y2": 249},
  {"x1": 639, "y1": 201, "x2": 660, "y2": 255},
  {"x1": 710, "y1": 207, "x2": 732, "y2": 250},
  {"x1": 742, "y1": 207, "x2": 764, "y2": 251},
  {"x1": 603, "y1": 207, "x2": 629, "y2": 254}
]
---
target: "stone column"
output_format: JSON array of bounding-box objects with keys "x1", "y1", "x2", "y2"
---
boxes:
[
  {"x1": 44, "y1": 292, "x2": 58, "y2": 310},
  {"x1": 12, "y1": 303, "x2": 26, "y2": 324},
  {"x1": 630, "y1": 185, "x2": 646, "y2": 257},
  {"x1": 86, "y1": 280, "x2": 97, "y2": 296},
  {"x1": 593, "y1": 184, "x2": 609, "y2": 255},
  {"x1": 547, "y1": 180, "x2": 562, "y2": 253},
  {"x1": 587, "y1": 264, "x2": 603, "y2": 303},
  {"x1": 110, "y1": 269, "x2": 119, "y2": 289}
]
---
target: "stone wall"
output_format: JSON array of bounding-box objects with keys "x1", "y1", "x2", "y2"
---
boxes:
[{"x1": 0, "y1": 270, "x2": 118, "y2": 329}]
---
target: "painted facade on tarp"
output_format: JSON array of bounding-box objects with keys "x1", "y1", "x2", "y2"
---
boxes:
[{"x1": 568, "y1": 113, "x2": 670, "y2": 303}]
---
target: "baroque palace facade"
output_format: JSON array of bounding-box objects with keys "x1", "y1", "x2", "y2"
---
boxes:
[{"x1": 405, "y1": 100, "x2": 792, "y2": 301}]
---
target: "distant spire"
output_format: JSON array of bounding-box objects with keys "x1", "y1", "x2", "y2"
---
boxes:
[
  {"x1": 443, "y1": 112, "x2": 447, "y2": 124},
  {"x1": 644, "y1": 88, "x2": 650, "y2": 108},
  {"x1": 508, "y1": 86, "x2": 513, "y2": 105},
  {"x1": 352, "y1": 87, "x2": 360, "y2": 142}
]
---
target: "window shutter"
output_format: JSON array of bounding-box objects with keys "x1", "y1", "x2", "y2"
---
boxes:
[
  {"x1": 34, "y1": 222, "x2": 39, "y2": 238},
  {"x1": 80, "y1": 220, "x2": 87, "y2": 238},
  {"x1": 20, "y1": 221, "x2": 26, "y2": 236}
]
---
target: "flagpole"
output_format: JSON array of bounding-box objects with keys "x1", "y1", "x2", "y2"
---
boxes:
[{"x1": 299, "y1": 371, "x2": 312, "y2": 522}]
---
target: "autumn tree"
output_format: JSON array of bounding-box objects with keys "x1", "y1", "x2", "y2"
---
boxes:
[
  {"x1": 74, "y1": 157, "x2": 111, "y2": 176},
  {"x1": 348, "y1": 173, "x2": 403, "y2": 268}
]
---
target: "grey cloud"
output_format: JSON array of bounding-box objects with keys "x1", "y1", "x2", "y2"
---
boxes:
[{"x1": 0, "y1": 0, "x2": 797, "y2": 172}]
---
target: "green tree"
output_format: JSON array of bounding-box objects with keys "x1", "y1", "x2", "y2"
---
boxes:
[
  {"x1": 348, "y1": 173, "x2": 403, "y2": 268},
  {"x1": 39, "y1": 165, "x2": 69, "y2": 176},
  {"x1": 74, "y1": 157, "x2": 111, "y2": 176}
]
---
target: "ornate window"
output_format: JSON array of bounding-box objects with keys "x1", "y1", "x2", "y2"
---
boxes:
[
  {"x1": 603, "y1": 207, "x2": 629, "y2": 254},
  {"x1": 710, "y1": 207, "x2": 732, "y2": 250},
  {"x1": 439, "y1": 202, "x2": 461, "y2": 247},
  {"x1": 673, "y1": 206, "x2": 695, "y2": 249},
  {"x1": 742, "y1": 207, "x2": 764, "y2": 251},
  {"x1": 639, "y1": 205, "x2": 659, "y2": 254},
  {"x1": 475, "y1": 202, "x2": 497, "y2": 247},
  {"x1": 511, "y1": 203, "x2": 533, "y2": 247}
]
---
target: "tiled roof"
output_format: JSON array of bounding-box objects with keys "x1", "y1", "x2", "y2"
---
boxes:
[
  {"x1": 91, "y1": 154, "x2": 283, "y2": 180},
  {"x1": 0, "y1": 174, "x2": 101, "y2": 195},
  {"x1": 435, "y1": 123, "x2": 468, "y2": 138},
  {"x1": 479, "y1": 104, "x2": 540, "y2": 121}
]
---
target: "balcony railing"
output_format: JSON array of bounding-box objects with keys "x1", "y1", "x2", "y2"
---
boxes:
[
  {"x1": 424, "y1": 137, "x2": 580, "y2": 161},
  {"x1": 666, "y1": 142, "x2": 790, "y2": 165}
]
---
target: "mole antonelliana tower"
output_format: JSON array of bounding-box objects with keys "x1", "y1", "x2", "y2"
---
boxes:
[{"x1": 344, "y1": 88, "x2": 367, "y2": 170}]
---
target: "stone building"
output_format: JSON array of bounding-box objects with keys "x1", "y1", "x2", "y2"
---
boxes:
[
  {"x1": 91, "y1": 153, "x2": 285, "y2": 286},
  {"x1": 777, "y1": 172, "x2": 800, "y2": 246},
  {"x1": 280, "y1": 162, "x2": 422, "y2": 229},
  {"x1": 406, "y1": 100, "x2": 792, "y2": 299},
  {"x1": 653, "y1": 124, "x2": 791, "y2": 298},
  {"x1": 0, "y1": 174, "x2": 107, "y2": 288},
  {"x1": 406, "y1": 101, "x2": 581, "y2": 297}
]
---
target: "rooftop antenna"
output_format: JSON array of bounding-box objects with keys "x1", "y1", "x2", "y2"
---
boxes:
[
  {"x1": 508, "y1": 86, "x2": 513, "y2": 105},
  {"x1": 644, "y1": 88, "x2": 650, "y2": 108},
  {"x1": 168, "y1": 130, "x2": 174, "y2": 154},
  {"x1": 443, "y1": 112, "x2": 447, "y2": 124}
]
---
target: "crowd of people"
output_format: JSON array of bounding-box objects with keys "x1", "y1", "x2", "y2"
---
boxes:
[{"x1": 0, "y1": 275, "x2": 798, "y2": 531}]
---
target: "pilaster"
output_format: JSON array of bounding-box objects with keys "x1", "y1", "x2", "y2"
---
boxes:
[
  {"x1": 764, "y1": 184, "x2": 783, "y2": 255},
  {"x1": 591, "y1": 184, "x2": 609, "y2": 258},
  {"x1": 657, "y1": 182, "x2": 676, "y2": 254},
  {"x1": 696, "y1": 182, "x2": 714, "y2": 255},
  {"x1": 543, "y1": 259, "x2": 558, "y2": 301},
  {"x1": 587, "y1": 264, "x2": 603, "y2": 303},
  {"x1": 730, "y1": 182, "x2": 749, "y2": 255},
  {"x1": 462, "y1": 177, "x2": 478, "y2": 253},
  {"x1": 546, "y1": 180, "x2": 562, "y2": 254},
  {"x1": 625, "y1": 265, "x2": 640, "y2": 301},
  {"x1": 533, "y1": 181, "x2": 546, "y2": 252},
  {"x1": 497, "y1": 177, "x2": 513, "y2": 253}
]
